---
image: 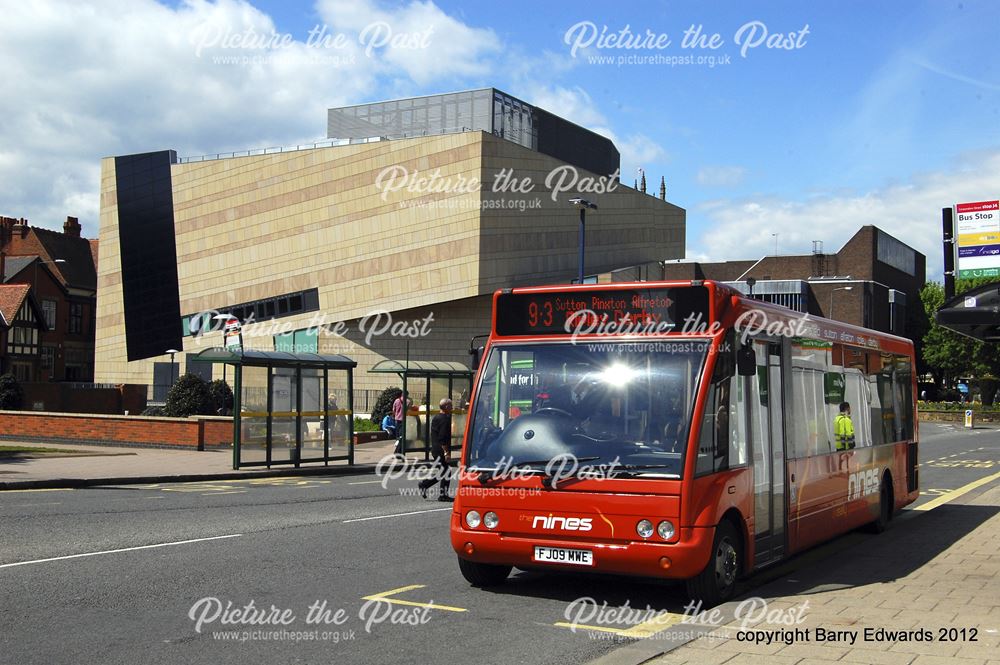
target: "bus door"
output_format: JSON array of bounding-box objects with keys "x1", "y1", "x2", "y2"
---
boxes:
[{"x1": 751, "y1": 339, "x2": 788, "y2": 567}]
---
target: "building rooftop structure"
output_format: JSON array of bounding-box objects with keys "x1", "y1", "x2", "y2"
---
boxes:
[{"x1": 327, "y1": 88, "x2": 621, "y2": 178}]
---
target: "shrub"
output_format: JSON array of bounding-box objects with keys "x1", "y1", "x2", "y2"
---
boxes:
[
  {"x1": 164, "y1": 374, "x2": 215, "y2": 417},
  {"x1": 354, "y1": 417, "x2": 379, "y2": 433},
  {"x1": 0, "y1": 373, "x2": 23, "y2": 410},
  {"x1": 370, "y1": 386, "x2": 402, "y2": 425},
  {"x1": 208, "y1": 379, "x2": 234, "y2": 415}
]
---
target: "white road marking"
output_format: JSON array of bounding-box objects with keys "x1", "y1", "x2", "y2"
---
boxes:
[
  {"x1": 0, "y1": 534, "x2": 243, "y2": 569},
  {"x1": 343, "y1": 508, "x2": 452, "y2": 523}
]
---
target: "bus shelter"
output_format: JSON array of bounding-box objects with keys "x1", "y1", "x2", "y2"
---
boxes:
[
  {"x1": 191, "y1": 348, "x2": 357, "y2": 469},
  {"x1": 369, "y1": 360, "x2": 473, "y2": 459}
]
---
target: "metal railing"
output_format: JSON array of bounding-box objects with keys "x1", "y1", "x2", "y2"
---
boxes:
[{"x1": 176, "y1": 127, "x2": 477, "y2": 164}]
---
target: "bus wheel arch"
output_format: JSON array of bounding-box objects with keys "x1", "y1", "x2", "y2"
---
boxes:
[
  {"x1": 867, "y1": 471, "x2": 894, "y2": 533},
  {"x1": 685, "y1": 512, "x2": 744, "y2": 607},
  {"x1": 457, "y1": 557, "x2": 512, "y2": 587}
]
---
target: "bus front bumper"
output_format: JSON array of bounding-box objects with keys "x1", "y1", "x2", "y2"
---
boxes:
[{"x1": 450, "y1": 515, "x2": 715, "y2": 580}]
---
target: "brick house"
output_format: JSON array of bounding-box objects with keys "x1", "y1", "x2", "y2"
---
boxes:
[
  {"x1": 0, "y1": 216, "x2": 97, "y2": 381},
  {"x1": 653, "y1": 226, "x2": 926, "y2": 337}
]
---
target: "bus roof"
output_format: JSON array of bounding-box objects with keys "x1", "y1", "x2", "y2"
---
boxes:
[{"x1": 491, "y1": 280, "x2": 913, "y2": 353}]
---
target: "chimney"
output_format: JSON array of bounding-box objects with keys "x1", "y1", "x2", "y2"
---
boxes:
[
  {"x1": 1, "y1": 250, "x2": 5, "y2": 283},
  {"x1": 18, "y1": 217, "x2": 28, "y2": 238},
  {"x1": 64, "y1": 216, "x2": 81, "y2": 238}
]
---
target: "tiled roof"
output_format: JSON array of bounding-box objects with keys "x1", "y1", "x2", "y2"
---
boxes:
[
  {"x1": 2, "y1": 255, "x2": 38, "y2": 282},
  {"x1": 0, "y1": 284, "x2": 31, "y2": 327},
  {"x1": 29, "y1": 227, "x2": 97, "y2": 291}
]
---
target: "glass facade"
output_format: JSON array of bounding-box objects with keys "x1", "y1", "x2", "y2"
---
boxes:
[{"x1": 328, "y1": 88, "x2": 619, "y2": 176}]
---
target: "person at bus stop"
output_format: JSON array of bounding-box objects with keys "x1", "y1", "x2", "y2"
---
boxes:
[
  {"x1": 834, "y1": 402, "x2": 856, "y2": 450},
  {"x1": 419, "y1": 398, "x2": 453, "y2": 501},
  {"x1": 381, "y1": 413, "x2": 397, "y2": 439}
]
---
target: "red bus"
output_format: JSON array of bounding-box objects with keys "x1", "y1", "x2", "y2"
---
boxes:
[{"x1": 450, "y1": 280, "x2": 918, "y2": 604}]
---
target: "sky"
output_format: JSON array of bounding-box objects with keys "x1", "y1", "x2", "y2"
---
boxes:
[{"x1": 2, "y1": 0, "x2": 999, "y2": 280}]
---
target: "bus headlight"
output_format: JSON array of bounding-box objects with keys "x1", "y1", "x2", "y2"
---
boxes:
[
  {"x1": 466, "y1": 511, "x2": 482, "y2": 528},
  {"x1": 657, "y1": 520, "x2": 675, "y2": 540},
  {"x1": 483, "y1": 512, "x2": 499, "y2": 529},
  {"x1": 636, "y1": 520, "x2": 654, "y2": 538}
]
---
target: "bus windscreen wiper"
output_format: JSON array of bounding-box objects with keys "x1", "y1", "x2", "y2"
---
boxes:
[
  {"x1": 472, "y1": 458, "x2": 554, "y2": 484},
  {"x1": 476, "y1": 456, "x2": 600, "y2": 485},
  {"x1": 609, "y1": 463, "x2": 678, "y2": 479}
]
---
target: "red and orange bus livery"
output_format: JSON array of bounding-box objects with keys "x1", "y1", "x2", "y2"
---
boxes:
[{"x1": 450, "y1": 280, "x2": 918, "y2": 605}]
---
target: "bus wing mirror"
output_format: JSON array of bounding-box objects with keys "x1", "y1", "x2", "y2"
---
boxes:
[
  {"x1": 470, "y1": 345, "x2": 485, "y2": 370},
  {"x1": 737, "y1": 345, "x2": 756, "y2": 376}
]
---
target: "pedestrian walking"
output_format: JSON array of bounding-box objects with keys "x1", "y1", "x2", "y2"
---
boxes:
[{"x1": 419, "y1": 398, "x2": 454, "y2": 501}]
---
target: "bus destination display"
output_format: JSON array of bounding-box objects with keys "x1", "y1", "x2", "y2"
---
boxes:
[{"x1": 495, "y1": 287, "x2": 710, "y2": 336}]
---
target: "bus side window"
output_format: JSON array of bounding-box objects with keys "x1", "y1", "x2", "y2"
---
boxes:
[
  {"x1": 696, "y1": 380, "x2": 731, "y2": 476},
  {"x1": 729, "y1": 374, "x2": 748, "y2": 467}
]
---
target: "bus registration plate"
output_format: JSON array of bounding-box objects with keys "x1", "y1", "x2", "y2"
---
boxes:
[{"x1": 533, "y1": 546, "x2": 593, "y2": 566}]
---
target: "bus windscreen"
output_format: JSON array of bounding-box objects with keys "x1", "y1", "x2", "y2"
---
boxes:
[
  {"x1": 466, "y1": 340, "x2": 709, "y2": 478},
  {"x1": 495, "y1": 286, "x2": 710, "y2": 337}
]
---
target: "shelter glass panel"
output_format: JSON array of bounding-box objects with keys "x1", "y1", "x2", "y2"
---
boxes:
[
  {"x1": 240, "y1": 365, "x2": 269, "y2": 465},
  {"x1": 327, "y1": 369, "x2": 352, "y2": 452},
  {"x1": 300, "y1": 368, "x2": 325, "y2": 461},
  {"x1": 270, "y1": 368, "x2": 298, "y2": 463}
]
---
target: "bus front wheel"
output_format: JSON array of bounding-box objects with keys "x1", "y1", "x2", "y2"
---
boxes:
[
  {"x1": 685, "y1": 521, "x2": 741, "y2": 607},
  {"x1": 458, "y1": 557, "x2": 512, "y2": 587}
]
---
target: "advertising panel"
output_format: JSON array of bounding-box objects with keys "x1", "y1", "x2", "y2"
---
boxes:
[{"x1": 955, "y1": 200, "x2": 1000, "y2": 278}]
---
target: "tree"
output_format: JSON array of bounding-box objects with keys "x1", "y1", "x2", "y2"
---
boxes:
[
  {"x1": 207, "y1": 380, "x2": 234, "y2": 415},
  {"x1": 163, "y1": 374, "x2": 215, "y2": 417},
  {"x1": 370, "y1": 386, "x2": 402, "y2": 425},
  {"x1": 0, "y1": 373, "x2": 23, "y2": 410},
  {"x1": 920, "y1": 282, "x2": 978, "y2": 386},
  {"x1": 921, "y1": 278, "x2": 1000, "y2": 391}
]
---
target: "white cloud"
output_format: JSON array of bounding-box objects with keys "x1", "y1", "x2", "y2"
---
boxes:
[
  {"x1": 316, "y1": 0, "x2": 501, "y2": 86},
  {"x1": 515, "y1": 84, "x2": 668, "y2": 181},
  {"x1": 0, "y1": 0, "x2": 499, "y2": 236},
  {"x1": 690, "y1": 149, "x2": 1000, "y2": 280},
  {"x1": 696, "y1": 166, "x2": 746, "y2": 188}
]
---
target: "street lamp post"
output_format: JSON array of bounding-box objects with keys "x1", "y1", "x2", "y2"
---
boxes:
[
  {"x1": 165, "y1": 349, "x2": 180, "y2": 387},
  {"x1": 829, "y1": 286, "x2": 853, "y2": 320},
  {"x1": 33, "y1": 258, "x2": 66, "y2": 288},
  {"x1": 569, "y1": 198, "x2": 598, "y2": 283}
]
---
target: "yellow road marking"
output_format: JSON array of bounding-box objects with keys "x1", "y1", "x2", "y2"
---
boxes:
[
  {"x1": 361, "y1": 584, "x2": 467, "y2": 613},
  {"x1": 915, "y1": 470, "x2": 1000, "y2": 511},
  {"x1": 553, "y1": 611, "x2": 684, "y2": 638},
  {"x1": 1, "y1": 488, "x2": 74, "y2": 493}
]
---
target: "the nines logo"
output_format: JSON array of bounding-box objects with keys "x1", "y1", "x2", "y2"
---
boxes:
[
  {"x1": 848, "y1": 468, "x2": 881, "y2": 501},
  {"x1": 532, "y1": 515, "x2": 593, "y2": 531}
]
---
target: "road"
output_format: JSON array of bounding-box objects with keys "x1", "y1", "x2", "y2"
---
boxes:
[{"x1": 0, "y1": 422, "x2": 996, "y2": 665}]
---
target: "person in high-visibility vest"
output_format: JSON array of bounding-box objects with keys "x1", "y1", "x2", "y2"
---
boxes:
[{"x1": 834, "y1": 402, "x2": 856, "y2": 450}]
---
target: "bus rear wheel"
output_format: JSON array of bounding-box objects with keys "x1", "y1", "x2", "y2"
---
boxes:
[
  {"x1": 458, "y1": 557, "x2": 512, "y2": 587},
  {"x1": 867, "y1": 476, "x2": 893, "y2": 534},
  {"x1": 685, "y1": 521, "x2": 741, "y2": 607}
]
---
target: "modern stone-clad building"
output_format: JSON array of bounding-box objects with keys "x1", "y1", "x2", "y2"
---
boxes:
[{"x1": 95, "y1": 89, "x2": 686, "y2": 397}]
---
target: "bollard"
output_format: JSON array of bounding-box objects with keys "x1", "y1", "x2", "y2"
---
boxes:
[{"x1": 964, "y1": 409, "x2": 974, "y2": 429}]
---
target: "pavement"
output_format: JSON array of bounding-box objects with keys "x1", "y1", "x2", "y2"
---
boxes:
[{"x1": 0, "y1": 438, "x2": 422, "y2": 489}]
